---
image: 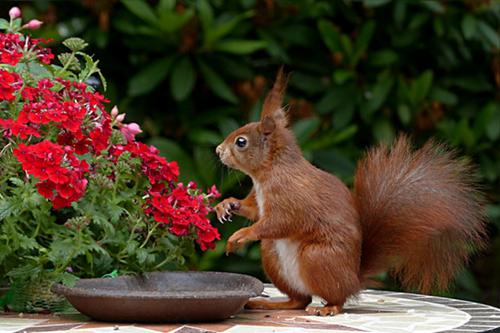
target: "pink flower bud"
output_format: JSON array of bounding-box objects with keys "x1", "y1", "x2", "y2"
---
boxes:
[
  {"x1": 24, "y1": 19, "x2": 43, "y2": 30},
  {"x1": 9, "y1": 7, "x2": 21, "y2": 20},
  {"x1": 116, "y1": 113, "x2": 125, "y2": 123},
  {"x1": 120, "y1": 123, "x2": 142, "y2": 143},
  {"x1": 111, "y1": 106, "x2": 119, "y2": 118}
]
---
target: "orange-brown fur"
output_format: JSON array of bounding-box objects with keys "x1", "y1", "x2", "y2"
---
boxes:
[{"x1": 214, "y1": 69, "x2": 487, "y2": 315}]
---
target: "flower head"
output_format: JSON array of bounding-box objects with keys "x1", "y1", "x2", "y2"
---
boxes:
[
  {"x1": 120, "y1": 123, "x2": 142, "y2": 143},
  {"x1": 24, "y1": 19, "x2": 43, "y2": 30},
  {"x1": 9, "y1": 7, "x2": 21, "y2": 20}
]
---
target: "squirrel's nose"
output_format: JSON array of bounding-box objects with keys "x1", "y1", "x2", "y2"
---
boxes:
[{"x1": 215, "y1": 145, "x2": 223, "y2": 156}]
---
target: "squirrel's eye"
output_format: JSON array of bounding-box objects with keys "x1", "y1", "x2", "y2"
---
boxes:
[{"x1": 235, "y1": 136, "x2": 247, "y2": 148}]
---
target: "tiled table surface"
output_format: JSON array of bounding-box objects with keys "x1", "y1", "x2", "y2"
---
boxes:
[{"x1": 1, "y1": 286, "x2": 500, "y2": 333}]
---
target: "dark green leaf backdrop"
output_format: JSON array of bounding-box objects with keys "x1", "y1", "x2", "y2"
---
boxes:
[{"x1": 2, "y1": 0, "x2": 499, "y2": 306}]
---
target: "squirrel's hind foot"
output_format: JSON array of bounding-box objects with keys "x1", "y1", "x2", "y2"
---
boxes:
[{"x1": 305, "y1": 304, "x2": 342, "y2": 316}]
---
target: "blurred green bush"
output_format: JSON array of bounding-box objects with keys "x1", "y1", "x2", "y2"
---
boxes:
[{"x1": 3, "y1": 0, "x2": 499, "y2": 305}]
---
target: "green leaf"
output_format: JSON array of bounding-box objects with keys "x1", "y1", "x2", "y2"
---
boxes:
[
  {"x1": 333, "y1": 70, "x2": 355, "y2": 84},
  {"x1": 369, "y1": 49, "x2": 399, "y2": 67},
  {"x1": 290, "y1": 72, "x2": 327, "y2": 94},
  {"x1": 0, "y1": 199, "x2": 19, "y2": 219},
  {"x1": 188, "y1": 129, "x2": 222, "y2": 145},
  {"x1": 157, "y1": 8, "x2": 194, "y2": 33},
  {"x1": 62, "y1": 37, "x2": 88, "y2": 52},
  {"x1": 0, "y1": 18, "x2": 9, "y2": 30},
  {"x1": 313, "y1": 149, "x2": 356, "y2": 181},
  {"x1": 128, "y1": 57, "x2": 173, "y2": 96},
  {"x1": 397, "y1": 104, "x2": 412, "y2": 125},
  {"x1": 411, "y1": 70, "x2": 433, "y2": 104},
  {"x1": 136, "y1": 248, "x2": 148, "y2": 264},
  {"x1": 318, "y1": 20, "x2": 342, "y2": 53},
  {"x1": 157, "y1": 0, "x2": 175, "y2": 13},
  {"x1": 197, "y1": 0, "x2": 214, "y2": 32},
  {"x1": 421, "y1": 1, "x2": 445, "y2": 13},
  {"x1": 59, "y1": 272, "x2": 79, "y2": 287},
  {"x1": 214, "y1": 40, "x2": 267, "y2": 54},
  {"x1": 373, "y1": 119, "x2": 395, "y2": 143},
  {"x1": 484, "y1": 103, "x2": 500, "y2": 141},
  {"x1": 203, "y1": 11, "x2": 253, "y2": 47},
  {"x1": 363, "y1": 0, "x2": 391, "y2": 7},
  {"x1": 170, "y1": 57, "x2": 196, "y2": 101},
  {"x1": 293, "y1": 117, "x2": 321, "y2": 144},
  {"x1": 121, "y1": 0, "x2": 158, "y2": 25},
  {"x1": 430, "y1": 87, "x2": 458, "y2": 106},
  {"x1": 351, "y1": 20, "x2": 375, "y2": 66},
  {"x1": 462, "y1": 14, "x2": 477, "y2": 39},
  {"x1": 394, "y1": 2, "x2": 406, "y2": 27},
  {"x1": 198, "y1": 61, "x2": 238, "y2": 103},
  {"x1": 365, "y1": 72, "x2": 394, "y2": 113},
  {"x1": 218, "y1": 118, "x2": 240, "y2": 137},
  {"x1": 194, "y1": 147, "x2": 218, "y2": 186},
  {"x1": 477, "y1": 20, "x2": 500, "y2": 49}
]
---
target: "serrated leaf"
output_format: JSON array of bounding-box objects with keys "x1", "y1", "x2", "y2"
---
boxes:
[
  {"x1": 122, "y1": 0, "x2": 158, "y2": 25},
  {"x1": 59, "y1": 272, "x2": 79, "y2": 287},
  {"x1": 170, "y1": 57, "x2": 196, "y2": 101},
  {"x1": 198, "y1": 61, "x2": 238, "y2": 103},
  {"x1": 58, "y1": 53, "x2": 80, "y2": 71},
  {"x1": 62, "y1": 37, "x2": 88, "y2": 52},
  {"x1": 128, "y1": 57, "x2": 173, "y2": 96},
  {"x1": 136, "y1": 248, "x2": 148, "y2": 264}
]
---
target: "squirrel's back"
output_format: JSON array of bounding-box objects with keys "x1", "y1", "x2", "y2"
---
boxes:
[{"x1": 354, "y1": 135, "x2": 487, "y2": 292}]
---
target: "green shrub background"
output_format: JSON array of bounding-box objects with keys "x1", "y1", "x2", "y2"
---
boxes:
[{"x1": 2, "y1": 0, "x2": 498, "y2": 306}]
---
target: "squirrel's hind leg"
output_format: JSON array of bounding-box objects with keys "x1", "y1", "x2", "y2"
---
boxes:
[
  {"x1": 251, "y1": 240, "x2": 312, "y2": 310},
  {"x1": 299, "y1": 242, "x2": 361, "y2": 316}
]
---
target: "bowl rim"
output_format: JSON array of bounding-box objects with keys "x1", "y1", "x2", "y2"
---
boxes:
[{"x1": 51, "y1": 271, "x2": 264, "y2": 300}]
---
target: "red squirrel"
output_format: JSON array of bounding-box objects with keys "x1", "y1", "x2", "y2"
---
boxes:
[{"x1": 214, "y1": 69, "x2": 487, "y2": 316}]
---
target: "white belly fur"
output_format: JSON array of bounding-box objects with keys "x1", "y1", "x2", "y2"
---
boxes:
[
  {"x1": 274, "y1": 239, "x2": 310, "y2": 295},
  {"x1": 251, "y1": 178, "x2": 310, "y2": 296}
]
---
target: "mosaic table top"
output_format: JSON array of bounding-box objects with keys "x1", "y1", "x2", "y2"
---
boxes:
[{"x1": 1, "y1": 286, "x2": 500, "y2": 333}]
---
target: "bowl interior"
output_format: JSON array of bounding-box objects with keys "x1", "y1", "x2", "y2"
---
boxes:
[{"x1": 56, "y1": 271, "x2": 263, "y2": 298}]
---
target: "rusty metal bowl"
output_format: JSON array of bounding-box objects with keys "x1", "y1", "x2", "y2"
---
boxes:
[{"x1": 51, "y1": 271, "x2": 263, "y2": 323}]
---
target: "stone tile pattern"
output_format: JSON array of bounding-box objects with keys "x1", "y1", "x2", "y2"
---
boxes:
[{"x1": 0, "y1": 286, "x2": 499, "y2": 333}]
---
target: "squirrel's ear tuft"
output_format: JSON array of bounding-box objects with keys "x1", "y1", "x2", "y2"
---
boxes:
[
  {"x1": 261, "y1": 115, "x2": 276, "y2": 135},
  {"x1": 261, "y1": 66, "x2": 289, "y2": 127}
]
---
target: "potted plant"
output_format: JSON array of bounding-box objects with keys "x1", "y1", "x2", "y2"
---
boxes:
[{"x1": 0, "y1": 7, "x2": 220, "y2": 313}]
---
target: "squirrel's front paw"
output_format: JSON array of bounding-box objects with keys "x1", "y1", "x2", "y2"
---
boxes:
[
  {"x1": 226, "y1": 227, "x2": 257, "y2": 254},
  {"x1": 215, "y1": 198, "x2": 241, "y2": 223}
]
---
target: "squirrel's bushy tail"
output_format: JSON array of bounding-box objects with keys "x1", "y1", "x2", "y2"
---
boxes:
[{"x1": 354, "y1": 135, "x2": 487, "y2": 293}]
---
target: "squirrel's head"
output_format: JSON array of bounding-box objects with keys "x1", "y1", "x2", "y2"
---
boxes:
[{"x1": 216, "y1": 68, "x2": 296, "y2": 177}]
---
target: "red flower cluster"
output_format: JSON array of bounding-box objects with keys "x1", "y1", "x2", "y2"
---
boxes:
[
  {"x1": 146, "y1": 183, "x2": 221, "y2": 251},
  {"x1": 0, "y1": 69, "x2": 21, "y2": 101},
  {"x1": 0, "y1": 30, "x2": 220, "y2": 250},
  {"x1": 110, "y1": 142, "x2": 220, "y2": 250},
  {"x1": 13, "y1": 141, "x2": 89, "y2": 209},
  {"x1": 0, "y1": 32, "x2": 53, "y2": 66}
]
